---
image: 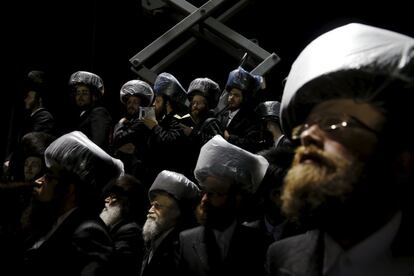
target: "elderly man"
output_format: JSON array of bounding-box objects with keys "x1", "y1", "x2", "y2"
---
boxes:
[
  {"x1": 141, "y1": 170, "x2": 200, "y2": 276},
  {"x1": 22, "y1": 131, "x2": 124, "y2": 276},
  {"x1": 178, "y1": 135, "x2": 269, "y2": 276},
  {"x1": 266, "y1": 23, "x2": 414, "y2": 276}
]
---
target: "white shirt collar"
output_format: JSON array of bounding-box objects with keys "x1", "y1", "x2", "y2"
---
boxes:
[
  {"x1": 213, "y1": 220, "x2": 237, "y2": 259},
  {"x1": 226, "y1": 109, "x2": 240, "y2": 126},
  {"x1": 323, "y1": 211, "x2": 402, "y2": 275}
]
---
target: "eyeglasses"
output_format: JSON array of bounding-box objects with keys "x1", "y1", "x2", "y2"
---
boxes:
[{"x1": 291, "y1": 114, "x2": 380, "y2": 140}]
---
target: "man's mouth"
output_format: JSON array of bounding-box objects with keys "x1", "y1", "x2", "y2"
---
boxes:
[{"x1": 299, "y1": 152, "x2": 325, "y2": 165}]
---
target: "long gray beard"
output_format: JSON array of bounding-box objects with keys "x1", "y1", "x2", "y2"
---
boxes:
[
  {"x1": 142, "y1": 218, "x2": 161, "y2": 243},
  {"x1": 100, "y1": 204, "x2": 122, "y2": 226},
  {"x1": 142, "y1": 210, "x2": 179, "y2": 244}
]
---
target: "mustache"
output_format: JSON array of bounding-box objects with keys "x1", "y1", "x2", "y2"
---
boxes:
[{"x1": 293, "y1": 145, "x2": 337, "y2": 171}]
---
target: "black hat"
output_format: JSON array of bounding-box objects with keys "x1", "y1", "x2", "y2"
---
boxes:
[
  {"x1": 225, "y1": 67, "x2": 264, "y2": 94},
  {"x1": 149, "y1": 170, "x2": 200, "y2": 203},
  {"x1": 69, "y1": 71, "x2": 104, "y2": 96},
  {"x1": 187, "y1": 78, "x2": 221, "y2": 109},
  {"x1": 21, "y1": 131, "x2": 56, "y2": 158},
  {"x1": 255, "y1": 101, "x2": 281, "y2": 122},
  {"x1": 153, "y1": 72, "x2": 189, "y2": 108},
  {"x1": 120, "y1": 79, "x2": 154, "y2": 107},
  {"x1": 45, "y1": 131, "x2": 124, "y2": 189}
]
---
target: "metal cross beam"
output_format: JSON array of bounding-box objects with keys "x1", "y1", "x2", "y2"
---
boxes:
[{"x1": 130, "y1": 0, "x2": 280, "y2": 84}]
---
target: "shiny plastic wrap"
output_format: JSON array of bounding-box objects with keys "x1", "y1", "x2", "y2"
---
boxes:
[
  {"x1": 120, "y1": 79, "x2": 154, "y2": 107},
  {"x1": 68, "y1": 71, "x2": 104, "y2": 95},
  {"x1": 154, "y1": 72, "x2": 189, "y2": 107},
  {"x1": 187, "y1": 77, "x2": 221, "y2": 108},
  {"x1": 195, "y1": 135, "x2": 269, "y2": 194},
  {"x1": 281, "y1": 23, "x2": 414, "y2": 139},
  {"x1": 255, "y1": 101, "x2": 281, "y2": 122},
  {"x1": 149, "y1": 170, "x2": 200, "y2": 202},
  {"x1": 45, "y1": 131, "x2": 124, "y2": 188},
  {"x1": 225, "y1": 66, "x2": 264, "y2": 93}
]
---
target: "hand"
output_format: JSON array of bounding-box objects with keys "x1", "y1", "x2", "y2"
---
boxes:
[
  {"x1": 142, "y1": 118, "x2": 158, "y2": 129},
  {"x1": 180, "y1": 124, "x2": 193, "y2": 136},
  {"x1": 224, "y1": 130, "x2": 230, "y2": 140},
  {"x1": 118, "y1": 143, "x2": 135, "y2": 154},
  {"x1": 119, "y1": 117, "x2": 129, "y2": 124}
]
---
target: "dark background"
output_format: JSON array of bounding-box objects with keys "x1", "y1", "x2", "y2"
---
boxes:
[{"x1": 2, "y1": 0, "x2": 413, "y2": 163}]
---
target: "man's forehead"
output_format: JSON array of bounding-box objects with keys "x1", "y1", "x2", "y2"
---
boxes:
[
  {"x1": 309, "y1": 98, "x2": 385, "y2": 126},
  {"x1": 152, "y1": 192, "x2": 176, "y2": 205},
  {"x1": 201, "y1": 175, "x2": 233, "y2": 190}
]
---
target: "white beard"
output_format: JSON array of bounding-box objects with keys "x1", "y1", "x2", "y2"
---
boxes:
[
  {"x1": 142, "y1": 209, "x2": 179, "y2": 243},
  {"x1": 100, "y1": 203, "x2": 122, "y2": 226},
  {"x1": 142, "y1": 217, "x2": 160, "y2": 243}
]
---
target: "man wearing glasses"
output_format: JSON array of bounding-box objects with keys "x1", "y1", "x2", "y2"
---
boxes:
[
  {"x1": 266, "y1": 23, "x2": 414, "y2": 276},
  {"x1": 141, "y1": 170, "x2": 200, "y2": 276}
]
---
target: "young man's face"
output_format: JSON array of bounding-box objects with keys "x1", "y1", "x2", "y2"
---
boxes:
[
  {"x1": 126, "y1": 95, "x2": 141, "y2": 116},
  {"x1": 75, "y1": 84, "x2": 92, "y2": 109},
  {"x1": 197, "y1": 175, "x2": 239, "y2": 230},
  {"x1": 33, "y1": 164, "x2": 62, "y2": 203},
  {"x1": 227, "y1": 88, "x2": 243, "y2": 111},
  {"x1": 191, "y1": 94, "x2": 209, "y2": 120},
  {"x1": 24, "y1": 91, "x2": 38, "y2": 110},
  {"x1": 24, "y1": 156, "x2": 43, "y2": 182},
  {"x1": 153, "y1": 95, "x2": 166, "y2": 121}
]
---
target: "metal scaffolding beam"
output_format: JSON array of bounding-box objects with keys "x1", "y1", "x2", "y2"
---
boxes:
[{"x1": 131, "y1": 0, "x2": 280, "y2": 84}]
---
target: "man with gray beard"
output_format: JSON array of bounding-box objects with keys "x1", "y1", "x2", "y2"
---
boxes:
[
  {"x1": 100, "y1": 174, "x2": 147, "y2": 275},
  {"x1": 141, "y1": 170, "x2": 200, "y2": 276},
  {"x1": 266, "y1": 23, "x2": 414, "y2": 276}
]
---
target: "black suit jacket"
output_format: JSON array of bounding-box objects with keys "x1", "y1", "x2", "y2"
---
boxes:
[
  {"x1": 29, "y1": 108, "x2": 55, "y2": 134},
  {"x1": 217, "y1": 108, "x2": 260, "y2": 153},
  {"x1": 110, "y1": 220, "x2": 144, "y2": 276},
  {"x1": 140, "y1": 227, "x2": 181, "y2": 276},
  {"x1": 23, "y1": 208, "x2": 113, "y2": 276},
  {"x1": 78, "y1": 106, "x2": 112, "y2": 151},
  {"x1": 266, "y1": 212, "x2": 414, "y2": 276},
  {"x1": 178, "y1": 224, "x2": 267, "y2": 276}
]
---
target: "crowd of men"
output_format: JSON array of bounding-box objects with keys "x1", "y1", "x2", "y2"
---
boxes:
[{"x1": 1, "y1": 22, "x2": 414, "y2": 275}]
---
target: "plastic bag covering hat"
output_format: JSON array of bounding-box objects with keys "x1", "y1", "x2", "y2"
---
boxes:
[
  {"x1": 68, "y1": 71, "x2": 104, "y2": 95},
  {"x1": 226, "y1": 66, "x2": 264, "y2": 93},
  {"x1": 195, "y1": 135, "x2": 269, "y2": 194},
  {"x1": 281, "y1": 23, "x2": 414, "y2": 139},
  {"x1": 255, "y1": 101, "x2": 281, "y2": 122},
  {"x1": 45, "y1": 131, "x2": 124, "y2": 188},
  {"x1": 153, "y1": 72, "x2": 190, "y2": 107},
  {"x1": 149, "y1": 170, "x2": 200, "y2": 202},
  {"x1": 187, "y1": 78, "x2": 221, "y2": 108},
  {"x1": 120, "y1": 80, "x2": 154, "y2": 107}
]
